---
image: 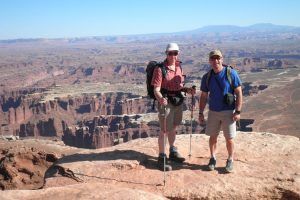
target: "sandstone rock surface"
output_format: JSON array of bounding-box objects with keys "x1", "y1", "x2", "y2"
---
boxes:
[{"x1": 0, "y1": 132, "x2": 299, "y2": 199}]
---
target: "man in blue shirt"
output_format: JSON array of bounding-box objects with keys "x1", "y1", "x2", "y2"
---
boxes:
[{"x1": 199, "y1": 50, "x2": 243, "y2": 173}]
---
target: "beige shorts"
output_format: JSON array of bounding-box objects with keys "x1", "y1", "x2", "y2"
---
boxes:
[
  {"x1": 158, "y1": 103, "x2": 183, "y2": 132},
  {"x1": 205, "y1": 110, "x2": 237, "y2": 139}
]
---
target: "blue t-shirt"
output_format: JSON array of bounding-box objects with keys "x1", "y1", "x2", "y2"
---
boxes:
[{"x1": 200, "y1": 67, "x2": 241, "y2": 111}]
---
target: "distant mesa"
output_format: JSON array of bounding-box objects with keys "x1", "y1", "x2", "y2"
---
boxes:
[{"x1": 1, "y1": 23, "x2": 299, "y2": 43}]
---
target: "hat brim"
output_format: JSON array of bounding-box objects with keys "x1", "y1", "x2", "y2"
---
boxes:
[{"x1": 166, "y1": 49, "x2": 180, "y2": 52}]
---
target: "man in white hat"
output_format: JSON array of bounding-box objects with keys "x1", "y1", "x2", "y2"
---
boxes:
[{"x1": 151, "y1": 43, "x2": 195, "y2": 171}]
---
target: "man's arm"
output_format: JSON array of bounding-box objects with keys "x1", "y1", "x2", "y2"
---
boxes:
[
  {"x1": 154, "y1": 86, "x2": 167, "y2": 106},
  {"x1": 199, "y1": 91, "x2": 208, "y2": 113},
  {"x1": 199, "y1": 91, "x2": 208, "y2": 124},
  {"x1": 233, "y1": 86, "x2": 242, "y2": 121},
  {"x1": 234, "y1": 86, "x2": 242, "y2": 112}
]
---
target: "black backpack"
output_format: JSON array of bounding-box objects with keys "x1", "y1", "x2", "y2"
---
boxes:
[
  {"x1": 146, "y1": 61, "x2": 168, "y2": 109},
  {"x1": 146, "y1": 61, "x2": 167, "y2": 99}
]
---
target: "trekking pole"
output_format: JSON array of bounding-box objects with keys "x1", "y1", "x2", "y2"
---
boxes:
[
  {"x1": 162, "y1": 95, "x2": 168, "y2": 186},
  {"x1": 188, "y1": 86, "x2": 196, "y2": 159},
  {"x1": 237, "y1": 119, "x2": 241, "y2": 131},
  {"x1": 163, "y1": 106, "x2": 167, "y2": 186}
]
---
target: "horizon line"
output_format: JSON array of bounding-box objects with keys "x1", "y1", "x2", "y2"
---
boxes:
[{"x1": 1, "y1": 23, "x2": 299, "y2": 41}]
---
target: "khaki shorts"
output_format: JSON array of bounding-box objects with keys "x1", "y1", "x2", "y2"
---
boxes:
[
  {"x1": 158, "y1": 103, "x2": 183, "y2": 132},
  {"x1": 205, "y1": 110, "x2": 237, "y2": 139}
]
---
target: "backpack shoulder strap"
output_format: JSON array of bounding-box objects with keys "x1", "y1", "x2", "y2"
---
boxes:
[
  {"x1": 175, "y1": 61, "x2": 185, "y2": 82},
  {"x1": 205, "y1": 66, "x2": 235, "y2": 91},
  {"x1": 158, "y1": 61, "x2": 182, "y2": 79},
  {"x1": 225, "y1": 65, "x2": 234, "y2": 91},
  {"x1": 205, "y1": 69, "x2": 213, "y2": 89},
  {"x1": 178, "y1": 61, "x2": 183, "y2": 74},
  {"x1": 157, "y1": 62, "x2": 167, "y2": 79},
  {"x1": 150, "y1": 62, "x2": 166, "y2": 110}
]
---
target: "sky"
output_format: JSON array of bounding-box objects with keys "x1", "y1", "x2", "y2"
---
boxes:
[{"x1": 1, "y1": 0, "x2": 300, "y2": 40}]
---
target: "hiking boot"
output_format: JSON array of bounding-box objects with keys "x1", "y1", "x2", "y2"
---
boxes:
[
  {"x1": 157, "y1": 155, "x2": 172, "y2": 171},
  {"x1": 225, "y1": 159, "x2": 233, "y2": 173},
  {"x1": 169, "y1": 146, "x2": 185, "y2": 163},
  {"x1": 208, "y1": 157, "x2": 216, "y2": 171}
]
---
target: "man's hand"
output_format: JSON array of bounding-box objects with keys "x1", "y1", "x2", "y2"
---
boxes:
[
  {"x1": 198, "y1": 113, "x2": 205, "y2": 126},
  {"x1": 187, "y1": 87, "x2": 196, "y2": 95},
  {"x1": 182, "y1": 87, "x2": 196, "y2": 95},
  {"x1": 159, "y1": 97, "x2": 168, "y2": 106},
  {"x1": 232, "y1": 112, "x2": 241, "y2": 121}
]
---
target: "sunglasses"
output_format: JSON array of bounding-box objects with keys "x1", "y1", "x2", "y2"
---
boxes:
[
  {"x1": 209, "y1": 56, "x2": 222, "y2": 60},
  {"x1": 167, "y1": 51, "x2": 178, "y2": 56}
]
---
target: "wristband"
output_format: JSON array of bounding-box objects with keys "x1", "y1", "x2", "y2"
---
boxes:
[{"x1": 234, "y1": 110, "x2": 241, "y2": 115}]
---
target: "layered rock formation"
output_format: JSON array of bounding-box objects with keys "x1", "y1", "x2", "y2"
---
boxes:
[
  {"x1": 61, "y1": 113, "x2": 208, "y2": 149},
  {"x1": 19, "y1": 118, "x2": 57, "y2": 137},
  {"x1": 1, "y1": 85, "x2": 264, "y2": 149},
  {"x1": 62, "y1": 125, "x2": 113, "y2": 149},
  {"x1": 0, "y1": 90, "x2": 152, "y2": 138}
]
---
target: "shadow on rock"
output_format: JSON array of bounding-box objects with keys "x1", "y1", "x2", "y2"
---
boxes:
[
  {"x1": 47, "y1": 150, "x2": 206, "y2": 173},
  {"x1": 56, "y1": 150, "x2": 154, "y2": 165}
]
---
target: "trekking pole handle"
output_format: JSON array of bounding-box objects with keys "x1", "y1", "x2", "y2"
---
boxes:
[
  {"x1": 189, "y1": 85, "x2": 196, "y2": 159},
  {"x1": 192, "y1": 85, "x2": 196, "y2": 94},
  {"x1": 158, "y1": 93, "x2": 168, "y2": 107}
]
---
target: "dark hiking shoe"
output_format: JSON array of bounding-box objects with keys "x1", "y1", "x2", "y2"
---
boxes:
[
  {"x1": 225, "y1": 159, "x2": 233, "y2": 173},
  {"x1": 169, "y1": 146, "x2": 185, "y2": 163},
  {"x1": 157, "y1": 155, "x2": 172, "y2": 171},
  {"x1": 208, "y1": 157, "x2": 216, "y2": 171},
  {"x1": 169, "y1": 151, "x2": 185, "y2": 163}
]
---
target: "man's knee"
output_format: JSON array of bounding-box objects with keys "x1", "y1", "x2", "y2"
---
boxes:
[
  {"x1": 171, "y1": 125, "x2": 177, "y2": 131},
  {"x1": 209, "y1": 135, "x2": 218, "y2": 143},
  {"x1": 159, "y1": 131, "x2": 168, "y2": 137},
  {"x1": 224, "y1": 132, "x2": 236, "y2": 140},
  {"x1": 225, "y1": 137, "x2": 234, "y2": 143}
]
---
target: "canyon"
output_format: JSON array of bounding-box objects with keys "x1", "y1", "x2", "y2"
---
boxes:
[{"x1": 0, "y1": 26, "x2": 300, "y2": 199}]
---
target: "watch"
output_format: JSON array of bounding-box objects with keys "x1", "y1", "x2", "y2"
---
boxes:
[{"x1": 234, "y1": 110, "x2": 241, "y2": 114}]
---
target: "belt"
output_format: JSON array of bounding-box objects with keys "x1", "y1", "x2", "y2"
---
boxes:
[{"x1": 161, "y1": 89, "x2": 181, "y2": 97}]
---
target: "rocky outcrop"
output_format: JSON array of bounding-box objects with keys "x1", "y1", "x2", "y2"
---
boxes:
[
  {"x1": 0, "y1": 132, "x2": 299, "y2": 199},
  {"x1": 62, "y1": 125, "x2": 113, "y2": 149},
  {"x1": 61, "y1": 114, "x2": 145, "y2": 149},
  {"x1": 238, "y1": 57, "x2": 291, "y2": 72},
  {"x1": 0, "y1": 146, "x2": 57, "y2": 190},
  {"x1": 242, "y1": 82, "x2": 268, "y2": 96},
  {"x1": 268, "y1": 59, "x2": 284, "y2": 68},
  {"x1": 242, "y1": 57, "x2": 262, "y2": 66}
]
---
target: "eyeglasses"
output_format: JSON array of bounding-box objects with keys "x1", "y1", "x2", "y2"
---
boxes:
[{"x1": 167, "y1": 51, "x2": 178, "y2": 56}]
